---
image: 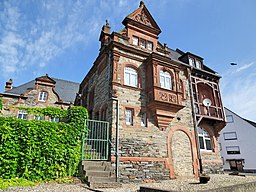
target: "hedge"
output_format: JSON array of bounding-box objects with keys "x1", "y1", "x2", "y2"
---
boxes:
[{"x1": 0, "y1": 106, "x2": 88, "y2": 181}]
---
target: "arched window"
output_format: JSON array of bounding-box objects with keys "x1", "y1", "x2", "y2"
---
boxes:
[
  {"x1": 197, "y1": 127, "x2": 212, "y2": 151},
  {"x1": 124, "y1": 67, "x2": 138, "y2": 87},
  {"x1": 160, "y1": 70, "x2": 172, "y2": 90}
]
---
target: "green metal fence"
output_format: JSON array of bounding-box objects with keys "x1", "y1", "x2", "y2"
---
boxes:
[{"x1": 82, "y1": 119, "x2": 110, "y2": 160}]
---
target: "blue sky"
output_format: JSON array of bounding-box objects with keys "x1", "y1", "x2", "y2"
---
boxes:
[{"x1": 1, "y1": 0, "x2": 256, "y2": 122}]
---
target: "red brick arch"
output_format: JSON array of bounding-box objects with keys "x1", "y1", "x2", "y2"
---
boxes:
[{"x1": 167, "y1": 125, "x2": 199, "y2": 179}]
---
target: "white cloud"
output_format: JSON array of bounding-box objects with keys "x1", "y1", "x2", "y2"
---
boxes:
[
  {"x1": 221, "y1": 61, "x2": 256, "y2": 122},
  {"x1": 235, "y1": 62, "x2": 254, "y2": 73}
]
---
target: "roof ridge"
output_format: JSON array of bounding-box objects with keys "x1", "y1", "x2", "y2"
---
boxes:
[{"x1": 52, "y1": 77, "x2": 79, "y2": 84}]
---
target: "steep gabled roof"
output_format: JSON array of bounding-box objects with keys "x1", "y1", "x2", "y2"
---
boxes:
[
  {"x1": 122, "y1": 1, "x2": 161, "y2": 35},
  {"x1": 4, "y1": 77, "x2": 79, "y2": 103},
  {"x1": 225, "y1": 107, "x2": 256, "y2": 128},
  {"x1": 243, "y1": 119, "x2": 256, "y2": 128}
]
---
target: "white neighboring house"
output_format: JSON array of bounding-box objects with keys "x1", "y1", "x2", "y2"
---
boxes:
[{"x1": 218, "y1": 108, "x2": 256, "y2": 173}]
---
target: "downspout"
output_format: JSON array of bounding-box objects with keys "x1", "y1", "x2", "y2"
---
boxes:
[
  {"x1": 108, "y1": 49, "x2": 120, "y2": 181},
  {"x1": 111, "y1": 97, "x2": 119, "y2": 181},
  {"x1": 188, "y1": 67, "x2": 203, "y2": 175}
]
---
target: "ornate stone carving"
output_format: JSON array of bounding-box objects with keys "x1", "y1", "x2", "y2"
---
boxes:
[
  {"x1": 134, "y1": 11, "x2": 152, "y2": 27},
  {"x1": 158, "y1": 91, "x2": 177, "y2": 104}
]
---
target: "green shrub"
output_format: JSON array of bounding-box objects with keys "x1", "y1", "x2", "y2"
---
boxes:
[
  {"x1": 0, "y1": 178, "x2": 36, "y2": 189},
  {"x1": 0, "y1": 106, "x2": 88, "y2": 181}
]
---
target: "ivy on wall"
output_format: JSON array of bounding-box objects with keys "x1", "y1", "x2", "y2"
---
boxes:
[{"x1": 0, "y1": 106, "x2": 88, "y2": 181}]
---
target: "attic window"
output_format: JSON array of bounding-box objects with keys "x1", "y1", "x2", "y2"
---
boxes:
[
  {"x1": 38, "y1": 91, "x2": 48, "y2": 102},
  {"x1": 195, "y1": 60, "x2": 201, "y2": 69},
  {"x1": 132, "y1": 36, "x2": 153, "y2": 51},
  {"x1": 189, "y1": 57, "x2": 195, "y2": 67},
  {"x1": 140, "y1": 39, "x2": 146, "y2": 48},
  {"x1": 189, "y1": 57, "x2": 202, "y2": 69},
  {"x1": 132, "y1": 36, "x2": 139, "y2": 46},
  {"x1": 147, "y1": 41, "x2": 153, "y2": 50}
]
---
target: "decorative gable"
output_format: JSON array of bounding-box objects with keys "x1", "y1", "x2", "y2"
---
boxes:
[
  {"x1": 35, "y1": 74, "x2": 56, "y2": 87},
  {"x1": 122, "y1": 1, "x2": 161, "y2": 35}
]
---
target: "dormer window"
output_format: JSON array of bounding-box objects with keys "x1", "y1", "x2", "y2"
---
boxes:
[
  {"x1": 140, "y1": 39, "x2": 146, "y2": 48},
  {"x1": 195, "y1": 60, "x2": 201, "y2": 69},
  {"x1": 38, "y1": 91, "x2": 48, "y2": 102},
  {"x1": 132, "y1": 36, "x2": 153, "y2": 51},
  {"x1": 189, "y1": 57, "x2": 202, "y2": 69},
  {"x1": 132, "y1": 36, "x2": 139, "y2": 46},
  {"x1": 189, "y1": 57, "x2": 195, "y2": 67},
  {"x1": 147, "y1": 41, "x2": 153, "y2": 51}
]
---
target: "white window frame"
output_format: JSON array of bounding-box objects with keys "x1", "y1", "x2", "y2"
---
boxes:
[
  {"x1": 189, "y1": 57, "x2": 195, "y2": 67},
  {"x1": 141, "y1": 112, "x2": 147, "y2": 127},
  {"x1": 132, "y1": 36, "x2": 139, "y2": 46},
  {"x1": 125, "y1": 109, "x2": 133, "y2": 125},
  {"x1": 226, "y1": 146, "x2": 240, "y2": 154},
  {"x1": 195, "y1": 60, "x2": 201, "y2": 69},
  {"x1": 38, "y1": 91, "x2": 48, "y2": 102},
  {"x1": 124, "y1": 67, "x2": 138, "y2": 87},
  {"x1": 197, "y1": 127, "x2": 212, "y2": 151},
  {"x1": 147, "y1": 41, "x2": 153, "y2": 51},
  {"x1": 160, "y1": 70, "x2": 172, "y2": 90},
  {"x1": 140, "y1": 39, "x2": 146, "y2": 48},
  {"x1": 226, "y1": 115, "x2": 234, "y2": 123},
  {"x1": 224, "y1": 132, "x2": 237, "y2": 140},
  {"x1": 17, "y1": 110, "x2": 28, "y2": 120}
]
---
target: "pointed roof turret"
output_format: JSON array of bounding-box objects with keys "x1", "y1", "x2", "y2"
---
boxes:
[{"x1": 122, "y1": 1, "x2": 161, "y2": 35}]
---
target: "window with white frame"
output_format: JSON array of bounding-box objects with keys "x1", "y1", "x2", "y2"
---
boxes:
[
  {"x1": 224, "y1": 132, "x2": 237, "y2": 140},
  {"x1": 147, "y1": 41, "x2": 153, "y2": 51},
  {"x1": 132, "y1": 36, "x2": 153, "y2": 50},
  {"x1": 124, "y1": 67, "x2": 138, "y2": 87},
  {"x1": 160, "y1": 70, "x2": 172, "y2": 90},
  {"x1": 140, "y1": 39, "x2": 146, "y2": 48},
  {"x1": 197, "y1": 127, "x2": 212, "y2": 151},
  {"x1": 226, "y1": 146, "x2": 240, "y2": 154},
  {"x1": 125, "y1": 109, "x2": 133, "y2": 125},
  {"x1": 226, "y1": 115, "x2": 234, "y2": 123},
  {"x1": 17, "y1": 110, "x2": 28, "y2": 120},
  {"x1": 49, "y1": 117, "x2": 60, "y2": 122},
  {"x1": 195, "y1": 60, "x2": 201, "y2": 69},
  {"x1": 38, "y1": 91, "x2": 48, "y2": 102},
  {"x1": 132, "y1": 36, "x2": 139, "y2": 46},
  {"x1": 141, "y1": 112, "x2": 147, "y2": 127},
  {"x1": 189, "y1": 57, "x2": 195, "y2": 67}
]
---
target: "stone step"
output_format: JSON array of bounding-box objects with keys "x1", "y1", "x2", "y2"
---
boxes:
[
  {"x1": 82, "y1": 161, "x2": 112, "y2": 167},
  {"x1": 84, "y1": 165, "x2": 114, "y2": 171},
  {"x1": 85, "y1": 170, "x2": 112, "y2": 177},
  {"x1": 90, "y1": 181, "x2": 122, "y2": 189},
  {"x1": 88, "y1": 176, "x2": 117, "y2": 183}
]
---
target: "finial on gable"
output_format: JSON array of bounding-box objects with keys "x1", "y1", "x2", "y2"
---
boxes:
[{"x1": 139, "y1": 0, "x2": 144, "y2": 7}]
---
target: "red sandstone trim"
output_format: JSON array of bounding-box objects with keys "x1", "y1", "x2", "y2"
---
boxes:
[{"x1": 167, "y1": 125, "x2": 199, "y2": 179}]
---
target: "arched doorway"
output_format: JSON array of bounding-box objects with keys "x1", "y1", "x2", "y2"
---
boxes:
[
  {"x1": 171, "y1": 130, "x2": 193, "y2": 177},
  {"x1": 168, "y1": 126, "x2": 199, "y2": 179}
]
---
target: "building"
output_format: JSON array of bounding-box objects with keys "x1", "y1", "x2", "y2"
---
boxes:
[
  {"x1": 219, "y1": 108, "x2": 256, "y2": 173},
  {"x1": 0, "y1": 74, "x2": 79, "y2": 120},
  {"x1": 76, "y1": 1, "x2": 226, "y2": 181}
]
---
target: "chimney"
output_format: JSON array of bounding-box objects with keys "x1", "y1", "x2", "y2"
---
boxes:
[
  {"x1": 99, "y1": 20, "x2": 111, "y2": 47},
  {"x1": 5, "y1": 79, "x2": 13, "y2": 92}
]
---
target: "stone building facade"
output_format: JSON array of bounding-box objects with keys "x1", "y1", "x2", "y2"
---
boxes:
[
  {"x1": 76, "y1": 2, "x2": 226, "y2": 182},
  {"x1": 0, "y1": 74, "x2": 79, "y2": 120}
]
